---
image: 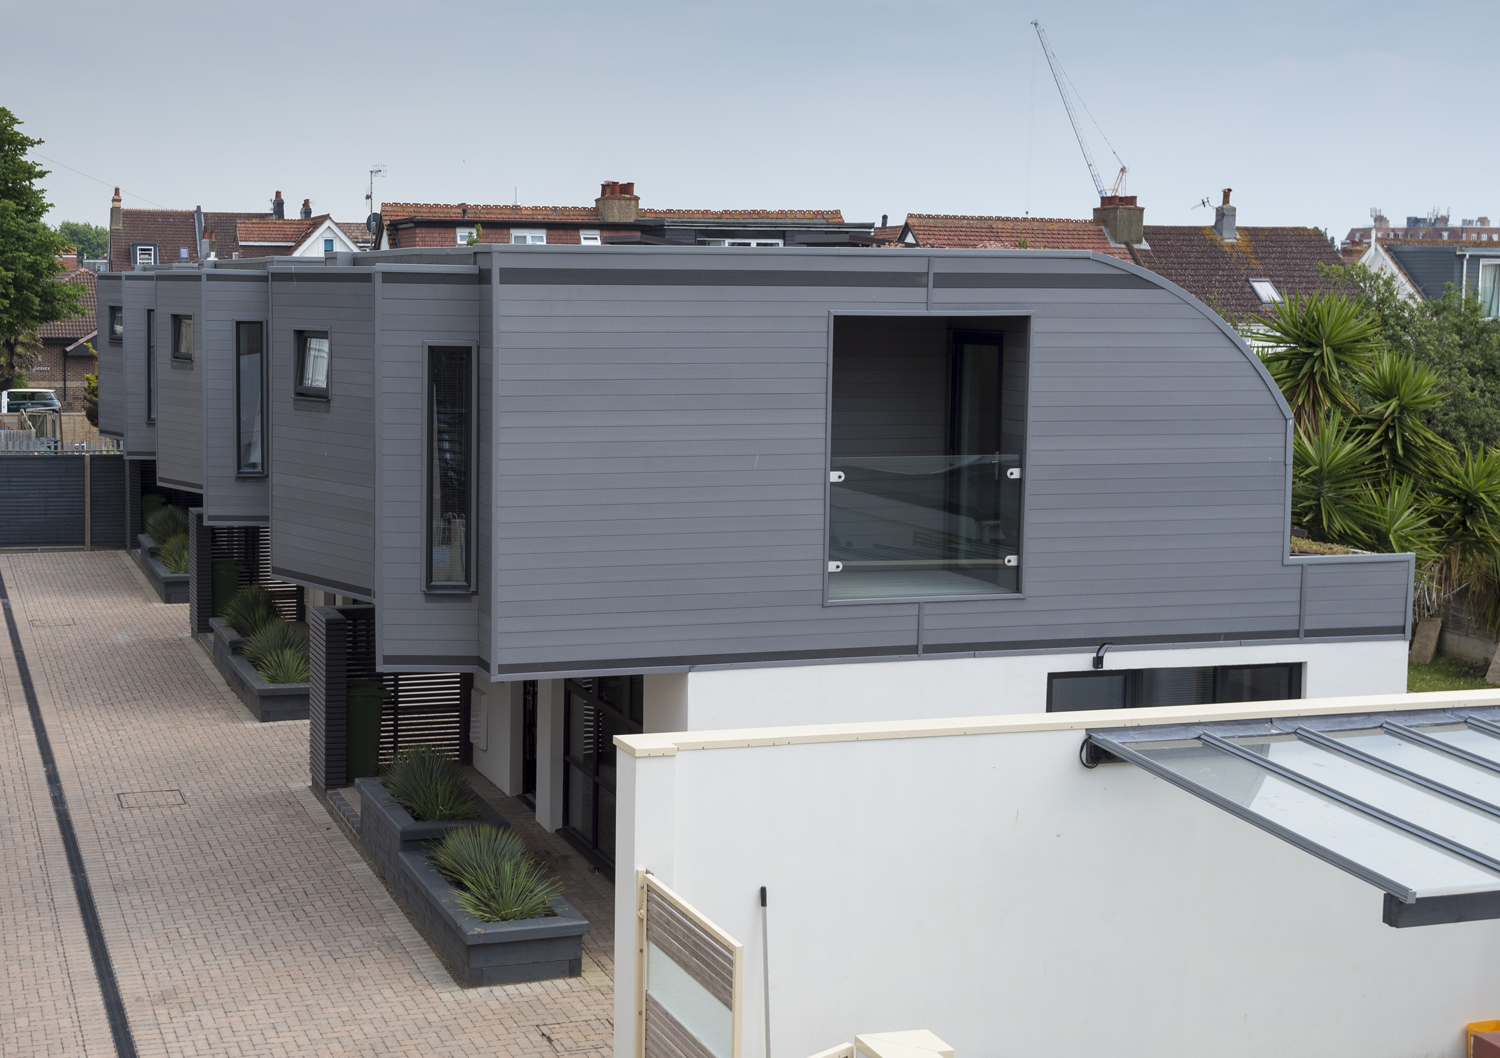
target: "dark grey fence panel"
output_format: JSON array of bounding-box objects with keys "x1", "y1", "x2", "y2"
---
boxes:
[{"x1": 0, "y1": 454, "x2": 126, "y2": 548}]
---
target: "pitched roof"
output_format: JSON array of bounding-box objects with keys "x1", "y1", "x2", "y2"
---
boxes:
[
  {"x1": 109, "y1": 209, "x2": 269, "y2": 271},
  {"x1": 236, "y1": 217, "x2": 318, "y2": 245},
  {"x1": 377, "y1": 202, "x2": 846, "y2": 224},
  {"x1": 1132, "y1": 226, "x2": 1343, "y2": 319},
  {"x1": 37, "y1": 268, "x2": 98, "y2": 344},
  {"x1": 893, "y1": 214, "x2": 1133, "y2": 259}
]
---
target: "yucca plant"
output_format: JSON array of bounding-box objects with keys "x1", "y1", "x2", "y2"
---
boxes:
[
  {"x1": 243, "y1": 620, "x2": 308, "y2": 669},
  {"x1": 157, "y1": 533, "x2": 190, "y2": 574},
  {"x1": 1427, "y1": 446, "x2": 1500, "y2": 595},
  {"x1": 430, "y1": 824, "x2": 560, "y2": 922},
  {"x1": 1356, "y1": 479, "x2": 1444, "y2": 561},
  {"x1": 144, "y1": 504, "x2": 189, "y2": 545},
  {"x1": 221, "y1": 584, "x2": 279, "y2": 637},
  {"x1": 1355, "y1": 352, "x2": 1452, "y2": 481},
  {"x1": 1252, "y1": 291, "x2": 1384, "y2": 430},
  {"x1": 381, "y1": 746, "x2": 480, "y2": 822},
  {"x1": 254, "y1": 646, "x2": 309, "y2": 685},
  {"x1": 1292, "y1": 409, "x2": 1375, "y2": 543}
]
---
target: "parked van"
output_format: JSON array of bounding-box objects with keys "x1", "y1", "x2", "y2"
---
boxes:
[{"x1": 0, "y1": 389, "x2": 61, "y2": 413}]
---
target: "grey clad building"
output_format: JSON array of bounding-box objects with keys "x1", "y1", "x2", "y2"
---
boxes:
[{"x1": 98, "y1": 241, "x2": 1413, "y2": 875}]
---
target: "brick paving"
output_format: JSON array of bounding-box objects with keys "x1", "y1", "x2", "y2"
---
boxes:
[{"x1": 0, "y1": 551, "x2": 613, "y2": 1058}]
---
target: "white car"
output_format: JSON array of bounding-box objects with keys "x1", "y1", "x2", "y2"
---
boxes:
[{"x1": 0, "y1": 389, "x2": 61, "y2": 413}]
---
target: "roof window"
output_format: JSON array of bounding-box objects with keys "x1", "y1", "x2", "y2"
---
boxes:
[{"x1": 1249, "y1": 278, "x2": 1282, "y2": 304}]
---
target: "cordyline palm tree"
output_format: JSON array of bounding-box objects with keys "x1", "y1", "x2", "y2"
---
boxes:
[
  {"x1": 1355, "y1": 352, "x2": 1452, "y2": 481},
  {"x1": 1252, "y1": 292, "x2": 1384, "y2": 430},
  {"x1": 1292, "y1": 409, "x2": 1374, "y2": 542},
  {"x1": 1357, "y1": 478, "x2": 1444, "y2": 561},
  {"x1": 1426, "y1": 446, "x2": 1500, "y2": 595}
]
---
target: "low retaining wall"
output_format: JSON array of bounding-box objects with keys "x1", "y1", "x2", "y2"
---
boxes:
[
  {"x1": 208, "y1": 616, "x2": 309, "y2": 722},
  {"x1": 136, "y1": 534, "x2": 188, "y2": 604},
  {"x1": 356, "y1": 777, "x2": 586, "y2": 986}
]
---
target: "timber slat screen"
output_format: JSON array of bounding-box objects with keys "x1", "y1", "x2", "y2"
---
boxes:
[
  {"x1": 637, "y1": 871, "x2": 742, "y2": 1058},
  {"x1": 209, "y1": 526, "x2": 303, "y2": 621},
  {"x1": 344, "y1": 608, "x2": 472, "y2": 765}
]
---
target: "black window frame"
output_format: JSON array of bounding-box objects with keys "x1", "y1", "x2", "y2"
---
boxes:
[
  {"x1": 145, "y1": 309, "x2": 156, "y2": 424},
  {"x1": 107, "y1": 305, "x2": 123, "y2": 343},
  {"x1": 1047, "y1": 662, "x2": 1303, "y2": 712},
  {"x1": 234, "y1": 320, "x2": 267, "y2": 477},
  {"x1": 561, "y1": 675, "x2": 643, "y2": 876},
  {"x1": 295, "y1": 330, "x2": 331, "y2": 400},
  {"x1": 423, "y1": 343, "x2": 477, "y2": 593},
  {"x1": 170, "y1": 314, "x2": 193, "y2": 362}
]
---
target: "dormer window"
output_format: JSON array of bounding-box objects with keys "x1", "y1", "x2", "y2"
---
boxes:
[
  {"x1": 1249, "y1": 278, "x2": 1282, "y2": 304},
  {"x1": 510, "y1": 229, "x2": 545, "y2": 245},
  {"x1": 323, "y1": 238, "x2": 334, "y2": 252},
  {"x1": 580, "y1": 230, "x2": 601, "y2": 246}
]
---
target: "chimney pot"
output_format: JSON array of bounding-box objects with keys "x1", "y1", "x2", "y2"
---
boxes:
[
  {"x1": 300, "y1": 197, "x2": 312, "y2": 220},
  {"x1": 596, "y1": 179, "x2": 640, "y2": 225},
  {"x1": 1213, "y1": 192, "x2": 1238, "y2": 241},
  {"x1": 110, "y1": 186, "x2": 123, "y2": 229},
  {"x1": 881, "y1": 214, "x2": 888, "y2": 227},
  {"x1": 272, "y1": 191, "x2": 284, "y2": 220},
  {"x1": 1093, "y1": 195, "x2": 1144, "y2": 246},
  {"x1": 1222, "y1": 188, "x2": 1233, "y2": 206}
]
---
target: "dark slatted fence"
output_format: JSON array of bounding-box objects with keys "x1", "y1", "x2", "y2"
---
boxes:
[{"x1": 0, "y1": 453, "x2": 125, "y2": 547}]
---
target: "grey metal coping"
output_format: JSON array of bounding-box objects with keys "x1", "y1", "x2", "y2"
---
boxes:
[{"x1": 1090, "y1": 704, "x2": 1500, "y2": 746}]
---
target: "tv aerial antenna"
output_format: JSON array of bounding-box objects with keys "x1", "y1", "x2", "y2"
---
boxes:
[
  {"x1": 1031, "y1": 21, "x2": 1127, "y2": 197},
  {"x1": 365, "y1": 165, "x2": 387, "y2": 231}
]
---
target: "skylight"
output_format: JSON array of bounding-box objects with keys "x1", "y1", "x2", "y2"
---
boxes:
[{"x1": 1249, "y1": 278, "x2": 1282, "y2": 304}]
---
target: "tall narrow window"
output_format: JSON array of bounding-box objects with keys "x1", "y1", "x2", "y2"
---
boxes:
[
  {"x1": 427, "y1": 346, "x2": 473, "y2": 590},
  {"x1": 145, "y1": 309, "x2": 156, "y2": 424},
  {"x1": 108, "y1": 306, "x2": 123, "y2": 342},
  {"x1": 236, "y1": 321, "x2": 265, "y2": 475},
  {"x1": 1480, "y1": 262, "x2": 1500, "y2": 319},
  {"x1": 296, "y1": 331, "x2": 330, "y2": 399},
  {"x1": 171, "y1": 315, "x2": 193, "y2": 361}
]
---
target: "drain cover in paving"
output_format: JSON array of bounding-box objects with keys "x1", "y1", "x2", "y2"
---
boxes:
[
  {"x1": 117, "y1": 790, "x2": 186, "y2": 808},
  {"x1": 29, "y1": 618, "x2": 75, "y2": 628}
]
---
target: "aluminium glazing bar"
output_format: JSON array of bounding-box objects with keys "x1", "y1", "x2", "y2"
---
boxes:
[
  {"x1": 1200, "y1": 732, "x2": 1500, "y2": 877},
  {"x1": 1085, "y1": 732, "x2": 1416, "y2": 902},
  {"x1": 1384, "y1": 722, "x2": 1500, "y2": 775},
  {"x1": 1464, "y1": 716, "x2": 1500, "y2": 742},
  {"x1": 1292, "y1": 726, "x2": 1500, "y2": 820}
]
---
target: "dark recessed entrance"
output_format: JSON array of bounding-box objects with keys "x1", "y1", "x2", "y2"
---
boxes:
[{"x1": 561, "y1": 675, "x2": 643, "y2": 877}]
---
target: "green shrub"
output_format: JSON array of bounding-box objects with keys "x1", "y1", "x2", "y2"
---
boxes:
[
  {"x1": 253, "y1": 646, "x2": 309, "y2": 685},
  {"x1": 381, "y1": 746, "x2": 480, "y2": 822},
  {"x1": 144, "y1": 504, "x2": 188, "y2": 544},
  {"x1": 244, "y1": 620, "x2": 308, "y2": 668},
  {"x1": 157, "y1": 533, "x2": 189, "y2": 574},
  {"x1": 221, "y1": 584, "x2": 278, "y2": 637},
  {"x1": 430, "y1": 824, "x2": 560, "y2": 922}
]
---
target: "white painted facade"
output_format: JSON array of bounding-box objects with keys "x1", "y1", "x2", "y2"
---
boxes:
[
  {"x1": 1356, "y1": 241, "x2": 1424, "y2": 301},
  {"x1": 613, "y1": 691, "x2": 1500, "y2": 1058},
  {"x1": 470, "y1": 638, "x2": 1407, "y2": 831}
]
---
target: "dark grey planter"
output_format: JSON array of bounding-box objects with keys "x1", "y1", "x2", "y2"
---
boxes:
[
  {"x1": 355, "y1": 777, "x2": 586, "y2": 985},
  {"x1": 209, "y1": 617, "x2": 309, "y2": 722},
  {"x1": 136, "y1": 533, "x2": 188, "y2": 604}
]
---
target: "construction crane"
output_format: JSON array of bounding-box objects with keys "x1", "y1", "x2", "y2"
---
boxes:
[{"x1": 1031, "y1": 21, "x2": 1127, "y2": 198}]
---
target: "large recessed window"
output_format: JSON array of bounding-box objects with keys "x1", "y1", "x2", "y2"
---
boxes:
[
  {"x1": 145, "y1": 309, "x2": 156, "y2": 424},
  {"x1": 563, "y1": 676, "x2": 642, "y2": 873},
  {"x1": 296, "y1": 330, "x2": 330, "y2": 399},
  {"x1": 828, "y1": 316, "x2": 1025, "y2": 601},
  {"x1": 1048, "y1": 663, "x2": 1302, "y2": 712},
  {"x1": 426, "y1": 345, "x2": 474, "y2": 591},
  {"x1": 171, "y1": 315, "x2": 193, "y2": 361},
  {"x1": 235, "y1": 322, "x2": 265, "y2": 475},
  {"x1": 1480, "y1": 262, "x2": 1500, "y2": 319},
  {"x1": 108, "y1": 306, "x2": 123, "y2": 342}
]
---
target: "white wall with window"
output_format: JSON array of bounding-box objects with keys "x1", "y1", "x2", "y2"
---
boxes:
[
  {"x1": 290, "y1": 219, "x2": 359, "y2": 257},
  {"x1": 510, "y1": 229, "x2": 546, "y2": 245},
  {"x1": 580, "y1": 230, "x2": 601, "y2": 245}
]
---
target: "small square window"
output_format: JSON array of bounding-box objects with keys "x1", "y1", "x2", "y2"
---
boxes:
[
  {"x1": 296, "y1": 331, "x2": 331, "y2": 399},
  {"x1": 108, "y1": 306, "x2": 123, "y2": 342},
  {"x1": 323, "y1": 238, "x2": 334, "y2": 252},
  {"x1": 580, "y1": 230, "x2": 601, "y2": 245},
  {"x1": 1249, "y1": 278, "x2": 1282, "y2": 304},
  {"x1": 510, "y1": 229, "x2": 545, "y2": 245},
  {"x1": 178, "y1": 247, "x2": 189, "y2": 259},
  {"x1": 171, "y1": 315, "x2": 193, "y2": 361},
  {"x1": 457, "y1": 227, "x2": 477, "y2": 246}
]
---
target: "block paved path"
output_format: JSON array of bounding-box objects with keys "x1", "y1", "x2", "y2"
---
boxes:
[{"x1": 0, "y1": 551, "x2": 613, "y2": 1058}]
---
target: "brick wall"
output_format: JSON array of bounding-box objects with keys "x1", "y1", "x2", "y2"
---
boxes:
[
  {"x1": 27, "y1": 347, "x2": 97, "y2": 410},
  {"x1": 390, "y1": 224, "x2": 596, "y2": 248}
]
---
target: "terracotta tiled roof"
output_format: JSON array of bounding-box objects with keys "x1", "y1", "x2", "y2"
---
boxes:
[
  {"x1": 894, "y1": 214, "x2": 1133, "y2": 259},
  {"x1": 639, "y1": 208, "x2": 844, "y2": 222},
  {"x1": 378, "y1": 202, "x2": 846, "y2": 224},
  {"x1": 236, "y1": 217, "x2": 317, "y2": 244},
  {"x1": 337, "y1": 221, "x2": 374, "y2": 247},
  {"x1": 37, "y1": 268, "x2": 98, "y2": 343},
  {"x1": 109, "y1": 209, "x2": 269, "y2": 271},
  {"x1": 1134, "y1": 226, "x2": 1342, "y2": 319}
]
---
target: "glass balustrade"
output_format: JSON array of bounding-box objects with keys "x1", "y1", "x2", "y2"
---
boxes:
[{"x1": 828, "y1": 453, "x2": 1021, "y2": 600}]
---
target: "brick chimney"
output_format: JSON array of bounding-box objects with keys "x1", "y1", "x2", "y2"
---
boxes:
[
  {"x1": 272, "y1": 191, "x2": 285, "y2": 220},
  {"x1": 110, "y1": 187, "x2": 122, "y2": 228},
  {"x1": 1093, "y1": 194, "x2": 1143, "y2": 246},
  {"x1": 596, "y1": 180, "x2": 639, "y2": 225},
  {"x1": 300, "y1": 197, "x2": 312, "y2": 220},
  {"x1": 1213, "y1": 188, "x2": 1237, "y2": 241}
]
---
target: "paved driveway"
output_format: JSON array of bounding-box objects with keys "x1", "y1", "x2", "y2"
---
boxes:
[{"x1": 0, "y1": 551, "x2": 613, "y2": 1058}]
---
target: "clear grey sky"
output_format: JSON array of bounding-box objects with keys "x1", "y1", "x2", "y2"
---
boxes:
[{"x1": 5, "y1": 0, "x2": 1495, "y2": 240}]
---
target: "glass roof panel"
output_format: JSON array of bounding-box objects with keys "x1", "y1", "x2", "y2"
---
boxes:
[
  {"x1": 1426, "y1": 728, "x2": 1500, "y2": 765},
  {"x1": 1134, "y1": 740, "x2": 1500, "y2": 899},
  {"x1": 1333, "y1": 730, "x2": 1500, "y2": 806}
]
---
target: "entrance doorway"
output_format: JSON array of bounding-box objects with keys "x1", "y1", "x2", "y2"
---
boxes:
[{"x1": 562, "y1": 676, "x2": 643, "y2": 876}]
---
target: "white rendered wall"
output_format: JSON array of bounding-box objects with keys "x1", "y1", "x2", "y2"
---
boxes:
[
  {"x1": 470, "y1": 677, "x2": 523, "y2": 796},
  {"x1": 667, "y1": 638, "x2": 1407, "y2": 730},
  {"x1": 615, "y1": 718, "x2": 1500, "y2": 1058}
]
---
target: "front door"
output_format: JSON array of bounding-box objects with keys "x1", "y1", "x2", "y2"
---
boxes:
[{"x1": 562, "y1": 676, "x2": 643, "y2": 875}]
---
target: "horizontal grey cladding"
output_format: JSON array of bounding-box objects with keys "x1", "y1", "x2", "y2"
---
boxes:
[
  {"x1": 496, "y1": 267, "x2": 928, "y2": 288},
  {"x1": 117, "y1": 274, "x2": 156, "y2": 455},
  {"x1": 201, "y1": 271, "x2": 269, "y2": 523},
  {"x1": 153, "y1": 273, "x2": 201, "y2": 491},
  {"x1": 95, "y1": 276, "x2": 125, "y2": 438},
  {"x1": 933, "y1": 271, "x2": 1153, "y2": 289},
  {"x1": 269, "y1": 267, "x2": 377, "y2": 601}
]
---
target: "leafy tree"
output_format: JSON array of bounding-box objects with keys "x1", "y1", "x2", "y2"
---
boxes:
[
  {"x1": 0, "y1": 108, "x2": 83, "y2": 390},
  {"x1": 465, "y1": 222, "x2": 483, "y2": 246},
  {"x1": 54, "y1": 219, "x2": 107, "y2": 259},
  {"x1": 1250, "y1": 291, "x2": 1384, "y2": 429}
]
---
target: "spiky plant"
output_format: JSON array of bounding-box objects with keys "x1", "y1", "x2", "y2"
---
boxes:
[
  {"x1": 144, "y1": 504, "x2": 189, "y2": 545},
  {"x1": 221, "y1": 584, "x2": 279, "y2": 637},
  {"x1": 1356, "y1": 479, "x2": 1444, "y2": 560},
  {"x1": 1355, "y1": 352, "x2": 1452, "y2": 481},
  {"x1": 381, "y1": 746, "x2": 480, "y2": 822},
  {"x1": 157, "y1": 533, "x2": 190, "y2": 574},
  {"x1": 430, "y1": 825, "x2": 560, "y2": 922},
  {"x1": 253, "y1": 646, "x2": 309, "y2": 685},
  {"x1": 1252, "y1": 291, "x2": 1384, "y2": 430},
  {"x1": 1427, "y1": 446, "x2": 1500, "y2": 595},
  {"x1": 243, "y1": 620, "x2": 308, "y2": 669},
  {"x1": 1292, "y1": 409, "x2": 1376, "y2": 544}
]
